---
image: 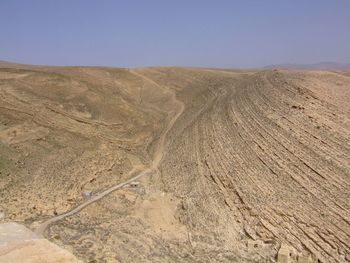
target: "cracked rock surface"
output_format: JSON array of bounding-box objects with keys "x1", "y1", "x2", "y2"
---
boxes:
[{"x1": 0, "y1": 63, "x2": 349, "y2": 262}]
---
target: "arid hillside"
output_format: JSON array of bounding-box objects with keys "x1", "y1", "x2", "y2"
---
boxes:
[{"x1": 0, "y1": 64, "x2": 349, "y2": 262}]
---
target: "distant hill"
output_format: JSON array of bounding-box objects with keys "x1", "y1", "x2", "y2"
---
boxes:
[
  {"x1": 0, "y1": 60, "x2": 20, "y2": 68},
  {"x1": 0, "y1": 60, "x2": 41, "y2": 69},
  {"x1": 265, "y1": 62, "x2": 350, "y2": 71}
]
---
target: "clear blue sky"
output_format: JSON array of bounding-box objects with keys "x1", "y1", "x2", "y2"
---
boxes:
[{"x1": 1, "y1": 0, "x2": 349, "y2": 68}]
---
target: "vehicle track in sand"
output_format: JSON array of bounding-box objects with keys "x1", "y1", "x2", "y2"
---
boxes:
[{"x1": 35, "y1": 70, "x2": 185, "y2": 237}]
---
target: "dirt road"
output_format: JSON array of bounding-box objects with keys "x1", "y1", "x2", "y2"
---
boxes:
[
  {"x1": 2, "y1": 64, "x2": 349, "y2": 262},
  {"x1": 35, "y1": 70, "x2": 184, "y2": 237}
]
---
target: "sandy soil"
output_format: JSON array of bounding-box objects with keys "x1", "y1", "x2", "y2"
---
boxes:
[{"x1": 0, "y1": 64, "x2": 349, "y2": 262}]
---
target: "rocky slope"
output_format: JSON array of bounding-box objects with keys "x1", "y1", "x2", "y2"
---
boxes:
[{"x1": 0, "y1": 64, "x2": 349, "y2": 262}]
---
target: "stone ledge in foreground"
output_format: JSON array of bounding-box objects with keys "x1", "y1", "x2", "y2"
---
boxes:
[{"x1": 0, "y1": 222, "x2": 81, "y2": 263}]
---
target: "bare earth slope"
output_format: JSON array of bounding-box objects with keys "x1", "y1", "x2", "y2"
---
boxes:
[{"x1": 0, "y1": 65, "x2": 349, "y2": 262}]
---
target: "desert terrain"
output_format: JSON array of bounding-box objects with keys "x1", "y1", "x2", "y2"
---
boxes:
[{"x1": 0, "y1": 62, "x2": 349, "y2": 262}]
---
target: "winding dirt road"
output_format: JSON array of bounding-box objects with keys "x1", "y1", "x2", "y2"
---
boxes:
[
  {"x1": 35, "y1": 71, "x2": 184, "y2": 237},
  {"x1": 3, "y1": 65, "x2": 348, "y2": 262}
]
